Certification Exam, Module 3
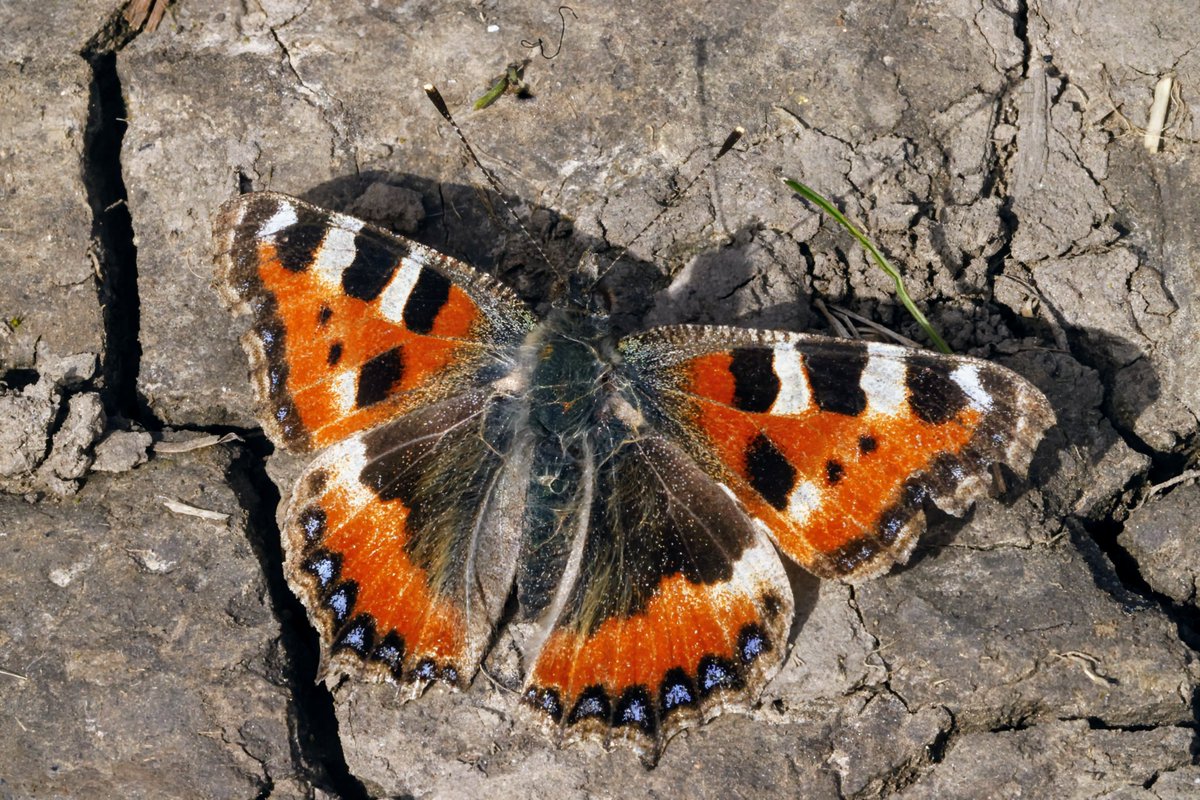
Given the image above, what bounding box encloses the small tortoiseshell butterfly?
[213,178,1053,762]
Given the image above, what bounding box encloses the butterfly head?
[557,251,616,321]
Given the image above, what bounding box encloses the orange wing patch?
[255,241,479,449]
[531,576,763,699]
[693,398,980,571]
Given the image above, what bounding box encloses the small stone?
[1120,483,1200,605]
[40,352,97,387]
[91,430,153,473]
[36,392,105,493]
[346,182,426,234]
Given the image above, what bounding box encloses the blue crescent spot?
[328,590,349,618]
[664,683,693,708]
[742,635,764,661]
[312,557,334,585]
[702,663,730,689]
[576,696,605,716]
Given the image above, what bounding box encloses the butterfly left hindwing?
[284,389,530,687]
[515,423,793,755]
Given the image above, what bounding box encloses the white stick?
[1144,74,1173,153]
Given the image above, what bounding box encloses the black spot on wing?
[729,348,780,412]
[537,688,564,722]
[412,658,438,682]
[254,316,286,361]
[273,206,327,272]
[273,400,305,447]
[828,537,885,575]
[761,592,784,620]
[342,231,401,301]
[877,504,911,546]
[303,469,329,497]
[266,362,287,398]
[403,268,452,334]
[924,451,978,496]
[859,434,878,454]
[253,316,290,402]
[325,581,358,625]
[738,623,771,663]
[804,346,868,416]
[874,475,933,547]
[907,360,969,424]
[826,459,845,484]
[371,630,406,677]
[301,549,341,590]
[327,341,343,366]
[745,432,796,510]
[297,506,328,542]
[659,668,698,711]
[356,346,404,408]
[697,655,743,695]
[524,686,567,724]
[317,305,333,326]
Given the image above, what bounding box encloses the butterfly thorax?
[523,305,620,442]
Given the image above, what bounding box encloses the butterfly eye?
[591,283,615,314]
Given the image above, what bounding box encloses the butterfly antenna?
[591,126,745,289]
[424,84,559,278]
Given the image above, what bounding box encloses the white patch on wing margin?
[259,203,298,238]
[861,344,908,416]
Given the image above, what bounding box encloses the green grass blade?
[784,178,951,354]
[473,76,509,110]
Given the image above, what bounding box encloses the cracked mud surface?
[2,1,1199,798]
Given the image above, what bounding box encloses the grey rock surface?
[857,532,1196,730]
[898,720,1193,799]
[1121,484,1200,606]
[2,0,1198,797]
[0,352,104,496]
[0,1,113,372]
[0,447,299,799]
[0,60,101,372]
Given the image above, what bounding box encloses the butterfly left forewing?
[213,191,534,452]
[621,326,1055,580]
